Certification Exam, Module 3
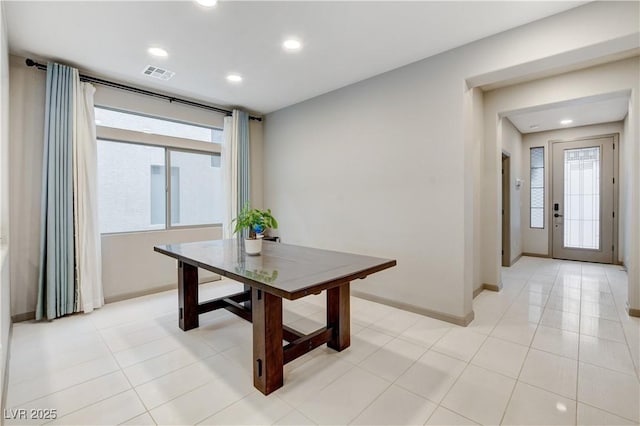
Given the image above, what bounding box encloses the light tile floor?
[5,257,640,425]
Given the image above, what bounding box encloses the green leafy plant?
[232,204,278,239]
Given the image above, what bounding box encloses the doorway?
[551,134,618,263]
[502,153,510,267]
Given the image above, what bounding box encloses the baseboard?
[628,307,640,318]
[483,283,501,292]
[104,284,177,304]
[105,275,221,304]
[473,282,501,299]
[511,253,523,265]
[522,252,551,258]
[11,312,35,323]
[351,290,475,326]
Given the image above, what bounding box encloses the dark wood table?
[154,239,396,395]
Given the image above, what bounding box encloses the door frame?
[547,133,619,264]
[502,152,511,267]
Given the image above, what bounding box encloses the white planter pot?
[244,238,262,255]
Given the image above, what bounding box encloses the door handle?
[554,213,563,218]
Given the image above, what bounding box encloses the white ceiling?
[506,93,630,134]
[6,1,586,114]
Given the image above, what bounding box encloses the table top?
[155,239,396,299]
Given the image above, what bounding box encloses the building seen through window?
[96,107,222,233]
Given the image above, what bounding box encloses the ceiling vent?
[141,65,175,81]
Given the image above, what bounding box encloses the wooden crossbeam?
[197,292,331,365]
[224,298,252,322]
[282,325,305,343]
[283,327,333,364]
[197,290,251,314]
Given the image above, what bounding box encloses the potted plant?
[232,204,278,255]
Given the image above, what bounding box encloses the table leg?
[178,261,199,331]
[327,282,350,351]
[252,289,284,395]
[242,284,252,310]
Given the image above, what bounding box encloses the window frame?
[95,105,222,143]
[96,107,223,235]
[529,146,545,229]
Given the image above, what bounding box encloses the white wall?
[520,122,625,257]
[264,2,639,323]
[627,78,640,314]
[470,88,484,295]
[502,118,523,263]
[9,54,264,317]
[101,227,221,301]
[0,0,10,407]
[9,55,45,319]
[622,111,631,268]
[265,58,471,322]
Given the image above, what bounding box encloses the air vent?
[141,65,175,81]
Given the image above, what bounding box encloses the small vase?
[244,238,262,255]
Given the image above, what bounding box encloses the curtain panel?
[222,109,250,239]
[37,63,103,320]
[73,81,104,313]
[37,64,76,320]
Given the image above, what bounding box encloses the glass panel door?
[563,147,600,249]
[551,136,615,264]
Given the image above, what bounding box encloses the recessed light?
[195,0,217,6]
[226,74,242,83]
[283,39,302,51]
[529,124,539,129]
[148,47,168,58]
[560,119,573,125]
[556,403,567,413]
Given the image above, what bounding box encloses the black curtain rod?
[25,59,262,121]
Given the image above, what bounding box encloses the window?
[563,147,600,249]
[95,107,223,143]
[150,165,180,225]
[530,147,544,228]
[170,151,222,226]
[96,107,222,233]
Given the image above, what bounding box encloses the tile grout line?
[603,267,640,379]
[434,272,531,425]
[280,298,427,415]
[343,372,395,425]
[573,263,584,425]
[497,263,560,425]
[442,260,556,424]
[93,319,153,422]
[8,346,113,389]
[34,304,140,424]
[193,391,272,425]
[422,405,479,426]
[39,387,135,426]
[576,400,639,424]
[358,320,461,412]
[6,360,123,410]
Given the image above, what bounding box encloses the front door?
[551,135,616,263]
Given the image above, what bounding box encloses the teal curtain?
[235,110,251,238]
[36,63,76,320]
